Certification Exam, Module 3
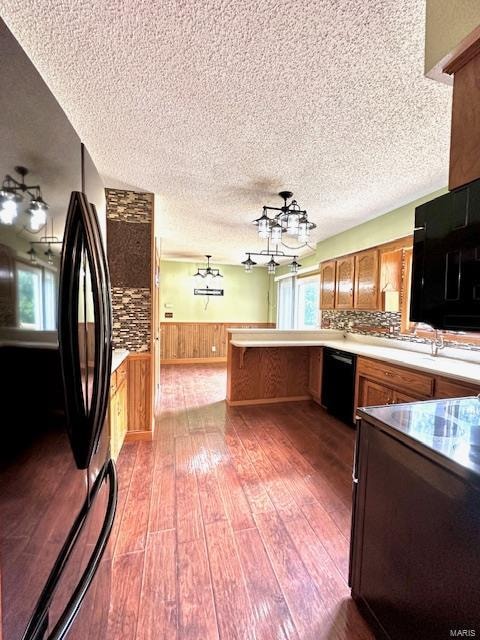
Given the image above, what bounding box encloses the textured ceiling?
[2,0,452,265]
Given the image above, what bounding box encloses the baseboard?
[124,429,153,442]
[161,357,227,365]
[226,395,311,406]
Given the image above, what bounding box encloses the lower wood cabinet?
[355,355,480,414]
[109,361,128,460]
[358,379,393,407]
[308,347,323,402]
[434,376,480,399]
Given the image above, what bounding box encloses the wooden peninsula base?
[227,342,314,406]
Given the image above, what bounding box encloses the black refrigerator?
[0,19,116,640]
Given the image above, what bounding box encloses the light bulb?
[0,198,17,225]
[298,218,309,238]
[30,208,47,231]
[286,212,299,233]
[271,223,283,242]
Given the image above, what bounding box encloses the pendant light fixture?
[0,166,48,230]
[241,253,257,273]
[241,243,301,275]
[194,255,223,279]
[266,256,280,274]
[252,191,316,242]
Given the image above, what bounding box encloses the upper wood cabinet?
[319,261,336,309]
[335,256,355,309]
[319,237,411,313]
[354,249,379,310]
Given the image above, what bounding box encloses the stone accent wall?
[322,309,480,351]
[111,287,151,352]
[106,189,153,352]
[105,189,153,224]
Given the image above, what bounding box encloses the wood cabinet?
[127,353,152,432]
[358,379,393,408]
[434,376,480,399]
[308,347,323,402]
[354,249,379,310]
[335,256,355,309]
[319,238,410,312]
[379,247,402,312]
[355,355,480,414]
[109,361,128,460]
[356,356,434,414]
[393,390,421,404]
[319,261,336,309]
[445,37,480,190]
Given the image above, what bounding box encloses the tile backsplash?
[321,309,480,351]
[106,188,153,352]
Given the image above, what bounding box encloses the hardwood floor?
[107,363,373,640]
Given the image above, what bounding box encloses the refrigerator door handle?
[58,192,112,470]
[23,459,118,640]
[47,459,118,640]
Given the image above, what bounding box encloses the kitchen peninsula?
[226,328,480,410]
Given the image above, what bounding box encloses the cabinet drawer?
[357,357,434,397]
[435,377,480,399]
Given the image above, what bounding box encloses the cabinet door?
[335,256,355,309]
[393,390,420,404]
[354,249,379,310]
[109,393,118,459]
[359,378,393,408]
[319,261,336,309]
[308,347,323,401]
[434,377,480,399]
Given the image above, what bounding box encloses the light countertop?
[111,349,129,373]
[229,330,480,387]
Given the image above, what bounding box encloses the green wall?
[314,188,447,262]
[160,260,275,323]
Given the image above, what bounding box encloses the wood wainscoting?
[125,352,153,441]
[160,322,275,364]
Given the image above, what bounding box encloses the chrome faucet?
[431,330,445,357]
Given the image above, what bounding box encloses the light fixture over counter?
[0,166,48,231]
[242,247,301,275]
[242,189,312,274]
[253,191,316,244]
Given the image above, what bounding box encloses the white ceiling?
[2,0,452,265]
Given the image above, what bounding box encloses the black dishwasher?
[322,348,357,425]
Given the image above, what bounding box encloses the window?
[16,262,56,330]
[277,277,295,329]
[295,275,320,329]
[276,273,320,329]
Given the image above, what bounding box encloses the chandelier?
[194,255,223,279]
[0,166,48,231]
[242,190,314,274]
[253,190,316,243]
[27,221,62,265]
